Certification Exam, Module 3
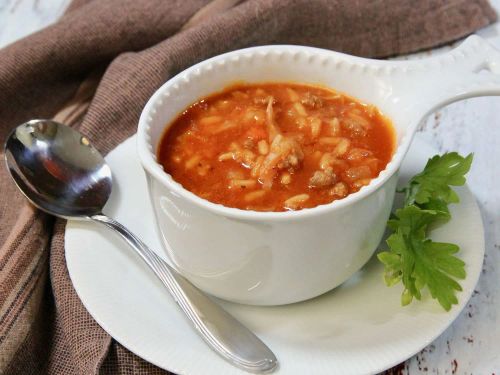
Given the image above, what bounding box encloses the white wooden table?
[1,0,498,373]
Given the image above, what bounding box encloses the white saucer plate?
[65,135,484,375]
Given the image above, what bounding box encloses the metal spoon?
[4,119,278,374]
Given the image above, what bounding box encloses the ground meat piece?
[345,165,372,182]
[259,134,304,189]
[329,182,349,198]
[347,148,373,161]
[273,135,304,169]
[301,92,323,108]
[309,167,337,188]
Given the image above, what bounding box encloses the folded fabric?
[0,0,496,374]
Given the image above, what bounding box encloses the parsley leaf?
[378,205,465,310]
[378,152,472,311]
[420,197,451,222]
[402,153,473,207]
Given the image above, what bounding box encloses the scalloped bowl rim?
[137,44,420,221]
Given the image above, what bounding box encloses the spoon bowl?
[5,119,111,218]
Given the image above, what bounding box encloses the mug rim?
[137,45,412,221]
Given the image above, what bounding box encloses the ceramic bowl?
[137,35,500,305]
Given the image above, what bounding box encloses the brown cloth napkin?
[0,0,496,374]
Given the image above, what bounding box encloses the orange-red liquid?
[158,83,395,211]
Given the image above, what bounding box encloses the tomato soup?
[158,83,395,211]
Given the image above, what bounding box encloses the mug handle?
[408,35,500,119]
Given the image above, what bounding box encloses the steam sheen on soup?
[158,83,395,212]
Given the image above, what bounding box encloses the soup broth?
[158,83,395,211]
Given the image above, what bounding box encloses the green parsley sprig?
[377,152,473,311]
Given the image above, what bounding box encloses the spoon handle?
[91,214,278,374]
